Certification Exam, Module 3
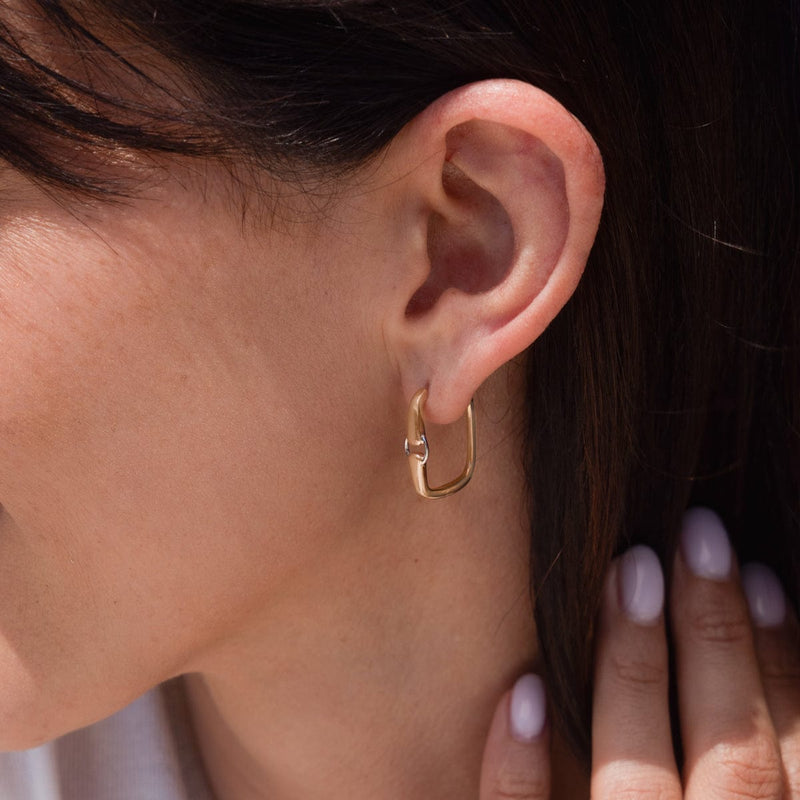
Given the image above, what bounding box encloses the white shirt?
[0,680,214,800]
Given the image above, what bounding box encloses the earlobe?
[382,80,604,424]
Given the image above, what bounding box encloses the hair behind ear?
[522,0,800,762]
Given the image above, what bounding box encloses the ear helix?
[403,388,476,498]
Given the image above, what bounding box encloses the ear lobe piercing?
[404,388,476,498]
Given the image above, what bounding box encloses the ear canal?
[405,160,514,317]
[404,118,569,321]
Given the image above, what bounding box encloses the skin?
[0,72,601,798]
[1,12,797,800]
[479,526,800,800]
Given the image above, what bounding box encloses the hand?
[479,508,800,799]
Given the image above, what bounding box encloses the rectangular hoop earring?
[404,388,476,499]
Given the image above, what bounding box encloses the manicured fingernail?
[742,563,787,628]
[617,545,664,624]
[509,674,546,743]
[680,507,732,580]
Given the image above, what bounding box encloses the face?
[0,151,397,748]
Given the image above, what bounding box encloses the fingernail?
[617,545,664,624]
[680,507,732,580]
[509,674,546,743]
[741,563,787,628]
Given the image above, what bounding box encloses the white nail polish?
[742,563,786,628]
[509,674,546,743]
[618,545,664,625]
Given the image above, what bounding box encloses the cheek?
[0,214,301,748]
[0,187,382,749]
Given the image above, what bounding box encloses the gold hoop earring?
[404,388,476,499]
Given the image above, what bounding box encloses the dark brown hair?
[2,0,798,764]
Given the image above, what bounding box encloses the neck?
[183,372,556,800]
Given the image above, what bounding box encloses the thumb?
[479,673,551,800]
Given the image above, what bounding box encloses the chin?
[0,714,62,753]
[0,675,95,753]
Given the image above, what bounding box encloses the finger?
[672,508,784,800]
[742,563,800,798]
[591,546,682,800]
[479,674,550,800]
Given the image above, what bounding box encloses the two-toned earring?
[403,388,476,498]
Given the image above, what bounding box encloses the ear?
[380,79,605,424]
